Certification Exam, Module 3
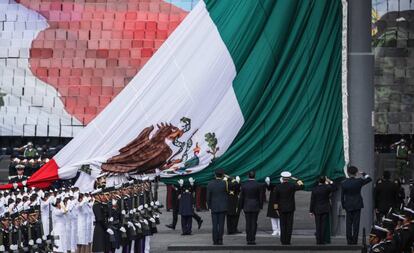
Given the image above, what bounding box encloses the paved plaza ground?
[149,184,355,253]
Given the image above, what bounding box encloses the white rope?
[341,0,349,177]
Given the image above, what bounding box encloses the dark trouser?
[227,212,240,234]
[134,238,144,253]
[211,212,226,244]
[346,209,361,244]
[181,215,193,234]
[172,207,202,228]
[315,213,329,244]
[280,212,294,245]
[244,211,259,243]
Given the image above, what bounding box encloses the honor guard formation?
[0,177,161,253]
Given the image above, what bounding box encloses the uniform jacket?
[275,181,304,213]
[309,183,337,214]
[227,180,240,215]
[341,176,372,211]
[239,180,263,213]
[179,186,194,216]
[207,179,228,213]
[266,183,280,218]
[374,179,398,212]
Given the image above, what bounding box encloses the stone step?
[167,244,362,252]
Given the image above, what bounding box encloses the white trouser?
[271,218,280,233]
[145,236,151,253]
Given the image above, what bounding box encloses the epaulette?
[8,176,17,180]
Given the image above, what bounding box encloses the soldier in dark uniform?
[0,213,10,252]
[179,181,194,236]
[206,169,228,245]
[8,158,19,176]
[374,171,398,223]
[165,181,203,231]
[341,166,372,245]
[9,165,29,188]
[309,176,337,244]
[274,171,304,245]
[226,176,241,235]
[398,207,414,253]
[239,171,263,245]
[368,225,389,253]
[92,189,111,253]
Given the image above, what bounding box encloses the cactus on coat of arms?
[205,132,219,159]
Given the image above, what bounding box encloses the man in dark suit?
[341,165,372,245]
[239,171,263,245]
[374,171,398,223]
[275,171,304,245]
[207,169,228,245]
[309,176,338,244]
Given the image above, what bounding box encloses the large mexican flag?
[2,0,347,191]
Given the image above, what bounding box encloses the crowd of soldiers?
[0,176,161,253]
[370,170,414,253]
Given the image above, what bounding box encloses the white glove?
[10,245,17,251]
[189,177,195,185]
[138,205,143,211]
[155,201,160,206]
[36,238,42,244]
[127,221,134,228]
[108,217,114,222]
[150,201,154,206]
[42,235,47,241]
[143,219,148,225]
[28,240,34,246]
[265,177,270,185]
[135,223,142,228]
[0,245,5,251]
[106,228,114,235]
[119,227,127,233]
[129,210,134,214]
[144,204,148,209]
[236,176,240,183]
[121,210,126,215]
[149,218,155,223]
[223,177,228,181]
[13,183,18,189]
[178,179,184,186]
[22,180,27,186]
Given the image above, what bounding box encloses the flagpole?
[347,0,375,237]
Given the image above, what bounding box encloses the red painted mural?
[16,0,187,125]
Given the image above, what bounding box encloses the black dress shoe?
[218,240,223,245]
[165,224,175,230]
[198,219,203,229]
[247,241,256,245]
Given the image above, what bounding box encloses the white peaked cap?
[281,171,291,178]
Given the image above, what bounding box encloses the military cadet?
[21,142,39,159]
[309,176,337,244]
[206,169,228,245]
[0,212,10,252]
[165,180,203,231]
[226,175,241,235]
[391,139,411,183]
[368,225,389,253]
[239,171,263,245]
[274,171,304,245]
[265,176,280,236]
[9,165,29,188]
[341,166,372,245]
[179,179,194,236]
[374,171,398,223]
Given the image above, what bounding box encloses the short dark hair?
[347,166,358,175]
[383,171,391,180]
[248,171,255,179]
